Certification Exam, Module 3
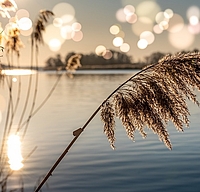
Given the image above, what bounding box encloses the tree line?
[45,48,200,70]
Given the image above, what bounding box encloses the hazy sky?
[1,0,200,66]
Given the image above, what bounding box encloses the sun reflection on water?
[7,135,23,171]
[1,69,36,76]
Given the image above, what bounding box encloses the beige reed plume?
[101,52,200,150]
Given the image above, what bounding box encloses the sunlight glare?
[7,135,23,171]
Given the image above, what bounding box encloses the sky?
[0,0,200,66]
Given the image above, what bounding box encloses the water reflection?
[7,135,23,171]
[1,69,36,76]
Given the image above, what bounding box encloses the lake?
[0,70,200,192]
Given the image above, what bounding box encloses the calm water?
[0,70,200,192]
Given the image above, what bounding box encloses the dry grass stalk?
[100,52,200,150]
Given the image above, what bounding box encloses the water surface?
[1,70,200,192]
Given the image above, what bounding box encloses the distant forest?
[45,48,199,70]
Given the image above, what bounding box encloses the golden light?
[113,37,124,47]
[7,135,23,171]
[153,24,163,34]
[137,39,148,49]
[2,69,36,76]
[95,45,106,56]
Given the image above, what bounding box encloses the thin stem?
[34,63,157,192]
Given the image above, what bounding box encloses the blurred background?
[0,0,200,67]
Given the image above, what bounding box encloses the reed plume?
[100,52,200,150]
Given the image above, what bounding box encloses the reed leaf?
[100,52,200,149]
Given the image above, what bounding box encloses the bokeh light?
[187,6,200,19]
[126,13,137,24]
[140,31,155,45]
[110,25,120,35]
[120,43,130,52]
[72,22,82,31]
[137,39,148,49]
[124,5,135,15]
[72,31,83,42]
[95,45,106,56]
[164,9,174,19]
[60,25,73,40]
[48,38,62,52]
[168,25,195,49]
[113,37,124,47]
[136,1,161,21]
[116,8,127,22]
[52,3,75,24]
[153,24,163,34]
[43,24,65,47]
[18,17,32,30]
[15,9,29,19]
[167,14,184,33]
[189,16,199,26]
[103,49,113,59]
[53,18,63,27]
[132,17,153,36]
[20,27,33,36]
